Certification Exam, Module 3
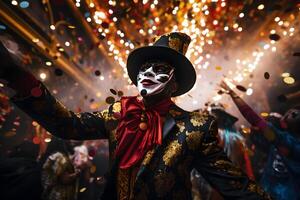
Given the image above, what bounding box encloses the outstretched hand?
[219,80,232,94]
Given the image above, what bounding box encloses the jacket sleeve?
[193,119,272,200]
[11,83,117,140]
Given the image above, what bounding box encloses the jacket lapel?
[162,113,176,140]
[135,106,186,183]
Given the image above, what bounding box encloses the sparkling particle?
[283,77,295,84]
[281,72,290,77]
[105,96,115,104]
[260,112,269,117]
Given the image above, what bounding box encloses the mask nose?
[143,67,155,77]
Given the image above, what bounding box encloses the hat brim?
[126,46,196,97]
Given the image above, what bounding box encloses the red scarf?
[115,96,174,169]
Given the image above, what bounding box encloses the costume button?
[139,122,148,131]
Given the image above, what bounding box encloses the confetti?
[283,77,295,84]
[117,91,124,97]
[110,89,117,95]
[105,96,115,104]
[215,66,222,70]
[269,33,280,41]
[260,112,269,117]
[236,85,247,92]
[264,72,270,79]
[94,70,101,76]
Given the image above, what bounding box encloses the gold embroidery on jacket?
[112,102,121,113]
[176,121,185,132]
[142,149,155,166]
[186,131,203,151]
[210,159,243,176]
[189,111,209,127]
[163,140,182,166]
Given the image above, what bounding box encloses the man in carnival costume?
[0,32,272,199]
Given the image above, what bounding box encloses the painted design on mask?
[137,63,174,96]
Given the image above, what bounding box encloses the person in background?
[220,80,300,200]
[41,139,82,200]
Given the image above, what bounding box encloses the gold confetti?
[215,66,222,70]
[283,76,295,84]
[260,112,269,117]
[281,72,290,77]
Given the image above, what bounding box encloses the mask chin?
[137,82,165,96]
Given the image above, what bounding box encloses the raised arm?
[0,42,109,140]
[220,81,276,142]
[194,119,272,199]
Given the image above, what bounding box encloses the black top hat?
[126,32,196,97]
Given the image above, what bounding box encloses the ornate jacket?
[12,86,272,200]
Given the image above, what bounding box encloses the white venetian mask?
[137,62,174,96]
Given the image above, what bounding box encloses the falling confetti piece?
[79,187,87,193]
[105,96,115,104]
[94,70,101,76]
[264,72,270,79]
[281,72,290,77]
[217,90,224,95]
[283,76,295,84]
[241,127,251,134]
[269,33,280,41]
[236,85,247,92]
[260,112,269,117]
[101,22,109,29]
[110,89,117,95]
[215,66,222,70]
[117,91,124,97]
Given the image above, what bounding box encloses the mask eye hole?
[153,64,173,74]
[139,63,152,72]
